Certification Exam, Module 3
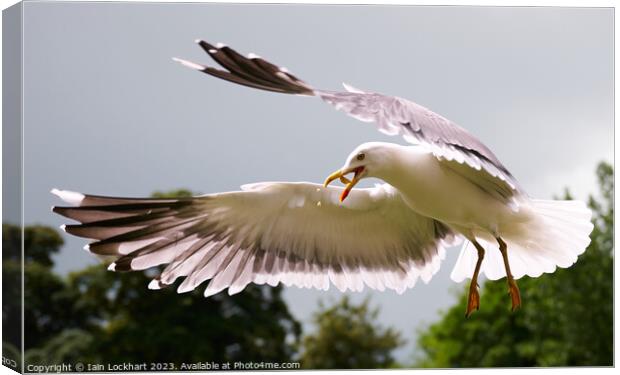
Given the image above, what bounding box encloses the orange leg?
[465,240,485,317]
[497,237,521,311]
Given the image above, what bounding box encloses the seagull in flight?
[53,40,593,317]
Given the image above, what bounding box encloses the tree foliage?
[300,296,404,369]
[150,189,195,199]
[3,223,87,369]
[63,266,300,364]
[3,224,63,266]
[415,162,613,367]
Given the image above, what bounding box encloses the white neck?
[372,145,428,187]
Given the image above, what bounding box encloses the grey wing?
[174,40,524,201]
[317,87,524,199]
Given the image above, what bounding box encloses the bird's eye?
[356,153,365,161]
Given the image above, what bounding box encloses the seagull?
[52,40,594,317]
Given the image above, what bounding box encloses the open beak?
[323,166,366,202]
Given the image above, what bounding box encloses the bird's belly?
[391,157,514,233]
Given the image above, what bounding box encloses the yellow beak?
[323,166,366,202]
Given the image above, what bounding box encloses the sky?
[13,2,613,361]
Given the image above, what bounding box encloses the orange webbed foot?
[508,279,521,312]
[465,284,480,318]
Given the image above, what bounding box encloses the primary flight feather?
[53,40,593,316]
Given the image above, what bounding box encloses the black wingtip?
[189,39,315,96]
[196,39,215,52]
[113,256,134,272]
[52,206,73,219]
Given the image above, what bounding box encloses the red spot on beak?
[339,166,365,202]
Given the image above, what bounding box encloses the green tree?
[4,223,98,370]
[2,224,23,360]
[65,265,300,364]
[3,224,63,266]
[150,188,195,198]
[300,296,404,369]
[24,329,96,366]
[415,162,613,367]
[4,224,86,346]
[3,223,105,367]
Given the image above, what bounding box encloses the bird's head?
[324,142,397,202]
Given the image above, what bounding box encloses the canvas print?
[2,1,613,373]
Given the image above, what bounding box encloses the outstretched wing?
[317,88,523,196]
[174,40,524,200]
[52,183,459,297]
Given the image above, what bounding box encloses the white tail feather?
[451,199,594,282]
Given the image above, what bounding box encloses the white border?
[1,0,619,8]
[0,1,616,375]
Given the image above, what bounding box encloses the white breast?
[377,147,517,235]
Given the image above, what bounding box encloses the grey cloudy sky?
[19,2,612,361]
